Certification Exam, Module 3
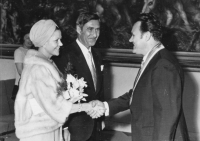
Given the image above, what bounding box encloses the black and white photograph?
[1,0,200,141]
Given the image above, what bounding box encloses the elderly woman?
[14,19,104,141]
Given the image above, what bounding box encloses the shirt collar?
[142,43,163,62]
[142,49,151,63]
[76,39,91,53]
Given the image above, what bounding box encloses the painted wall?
[0,59,16,115]
[0,59,15,80]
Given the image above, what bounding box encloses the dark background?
[1,0,200,51]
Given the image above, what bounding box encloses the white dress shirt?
[76,39,97,90]
[76,39,96,70]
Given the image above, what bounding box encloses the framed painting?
[1,0,200,59]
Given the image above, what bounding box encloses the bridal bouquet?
[58,62,87,102]
[63,74,88,102]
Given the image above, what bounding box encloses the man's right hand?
[86,100,106,118]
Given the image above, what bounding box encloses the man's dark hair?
[138,13,162,41]
[76,12,100,29]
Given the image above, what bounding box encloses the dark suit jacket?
[107,49,189,141]
[53,41,104,141]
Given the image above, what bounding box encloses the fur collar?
[24,49,62,82]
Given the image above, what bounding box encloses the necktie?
[133,60,144,86]
[130,60,145,105]
[88,51,97,90]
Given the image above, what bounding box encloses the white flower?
[78,78,87,88]
[63,74,88,102]
[66,74,76,83]
[73,79,80,89]
[69,88,79,97]
[63,90,70,99]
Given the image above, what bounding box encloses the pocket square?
[101,65,104,71]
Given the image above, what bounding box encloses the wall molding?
[0,44,20,59]
[1,44,200,71]
[98,48,200,72]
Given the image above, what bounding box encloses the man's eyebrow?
[87,27,94,29]
[87,27,100,30]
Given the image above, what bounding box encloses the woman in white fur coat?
[14,19,105,141]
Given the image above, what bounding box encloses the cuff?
[103,102,109,116]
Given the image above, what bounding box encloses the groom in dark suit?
[91,13,189,141]
[53,12,104,141]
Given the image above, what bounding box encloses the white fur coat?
[14,49,72,139]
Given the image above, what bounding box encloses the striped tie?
[133,60,144,86]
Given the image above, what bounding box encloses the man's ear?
[76,25,81,34]
[145,31,151,41]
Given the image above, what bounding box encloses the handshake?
[87,100,106,119]
[69,94,106,118]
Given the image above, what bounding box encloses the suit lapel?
[73,42,96,92]
[130,45,164,105]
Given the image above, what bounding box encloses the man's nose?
[91,30,98,38]
[129,36,133,42]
